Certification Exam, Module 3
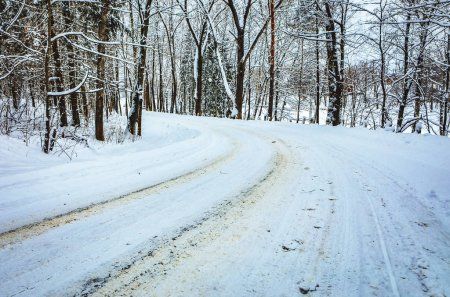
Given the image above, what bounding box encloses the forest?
[1,0,449,155]
[1,1,450,296]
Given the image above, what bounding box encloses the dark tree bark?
[440,33,449,136]
[267,0,275,121]
[48,0,68,127]
[11,76,19,109]
[30,86,36,108]
[195,50,203,115]
[338,3,347,124]
[156,19,165,112]
[378,4,388,128]
[43,0,53,153]
[235,31,245,119]
[128,0,153,136]
[411,20,429,133]
[296,39,304,123]
[396,11,412,132]
[274,70,280,120]
[158,46,164,112]
[62,3,80,127]
[144,74,151,111]
[95,0,111,141]
[314,17,320,124]
[324,2,343,126]
[80,85,88,124]
[151,47,157,111]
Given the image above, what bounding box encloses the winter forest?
[1,0,449,150]
[1,0,450,296]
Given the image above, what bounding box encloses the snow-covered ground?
[0,112,449,297]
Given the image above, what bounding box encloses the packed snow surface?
[0,112,449,296]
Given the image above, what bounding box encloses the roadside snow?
[0,112,449,297]
[0,114,224,233]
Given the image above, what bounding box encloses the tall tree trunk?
[62,3,80,127]
[158,53,164,111]
[314,18,320,124]
[156,20,165,112]
[396,11,411,132]
[144,74,151,111]
[151,50,156,111]
[30,86,36,108]
[80,85,88,124]
[129,0,137,63]
[195,46,203,115]
[48,0,68,127]
[43,0,53,153]
[412,21,429,133]
[11,76,19,109]
[440,33,449,136]
[338,4,346,123]
[267,0,275,121]
[297,39,304,123]
[246,46,252,120]
[129,0,152,136]
[324,2,343,126]
[235,32,245,119]
[95,0,111,141]
[379,12,387,128]
[274,71,279,120]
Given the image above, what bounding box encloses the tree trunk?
[267,0,275,121]
[157,21,165,112]
[62,3,80,127]
[324,2,342,126]
[48,0,68,127]
[297,39,304,123]
[195,47,203,115]
[158,56,164,111]
[11,76,19,109]
[43,0,53,153]
[144,74,151,111]
[411,22,428,133]
[440,33,449,136]
[379,16,387,128]
[396,11,411,132]
[151,47,156,111]
[95,0,110,141]
[235,33,245,119]
[274,72,279,120]
[128,0,153,136]
[314,18,320,124]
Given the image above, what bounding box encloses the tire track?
[82,136,291,297]
[322,139,445,296]
[317,140,402,296]
[365,188,401,297]
[323,138,448,238]
[0,133,240,249]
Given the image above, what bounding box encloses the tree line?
[0,0,449,154]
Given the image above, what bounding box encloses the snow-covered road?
[0,113,449,296]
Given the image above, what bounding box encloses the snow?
[47,71,89,96]
[231,107,238,117]
[0,112,449,297]
[0,114,225,233]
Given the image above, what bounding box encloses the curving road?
[0,113,449,296]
